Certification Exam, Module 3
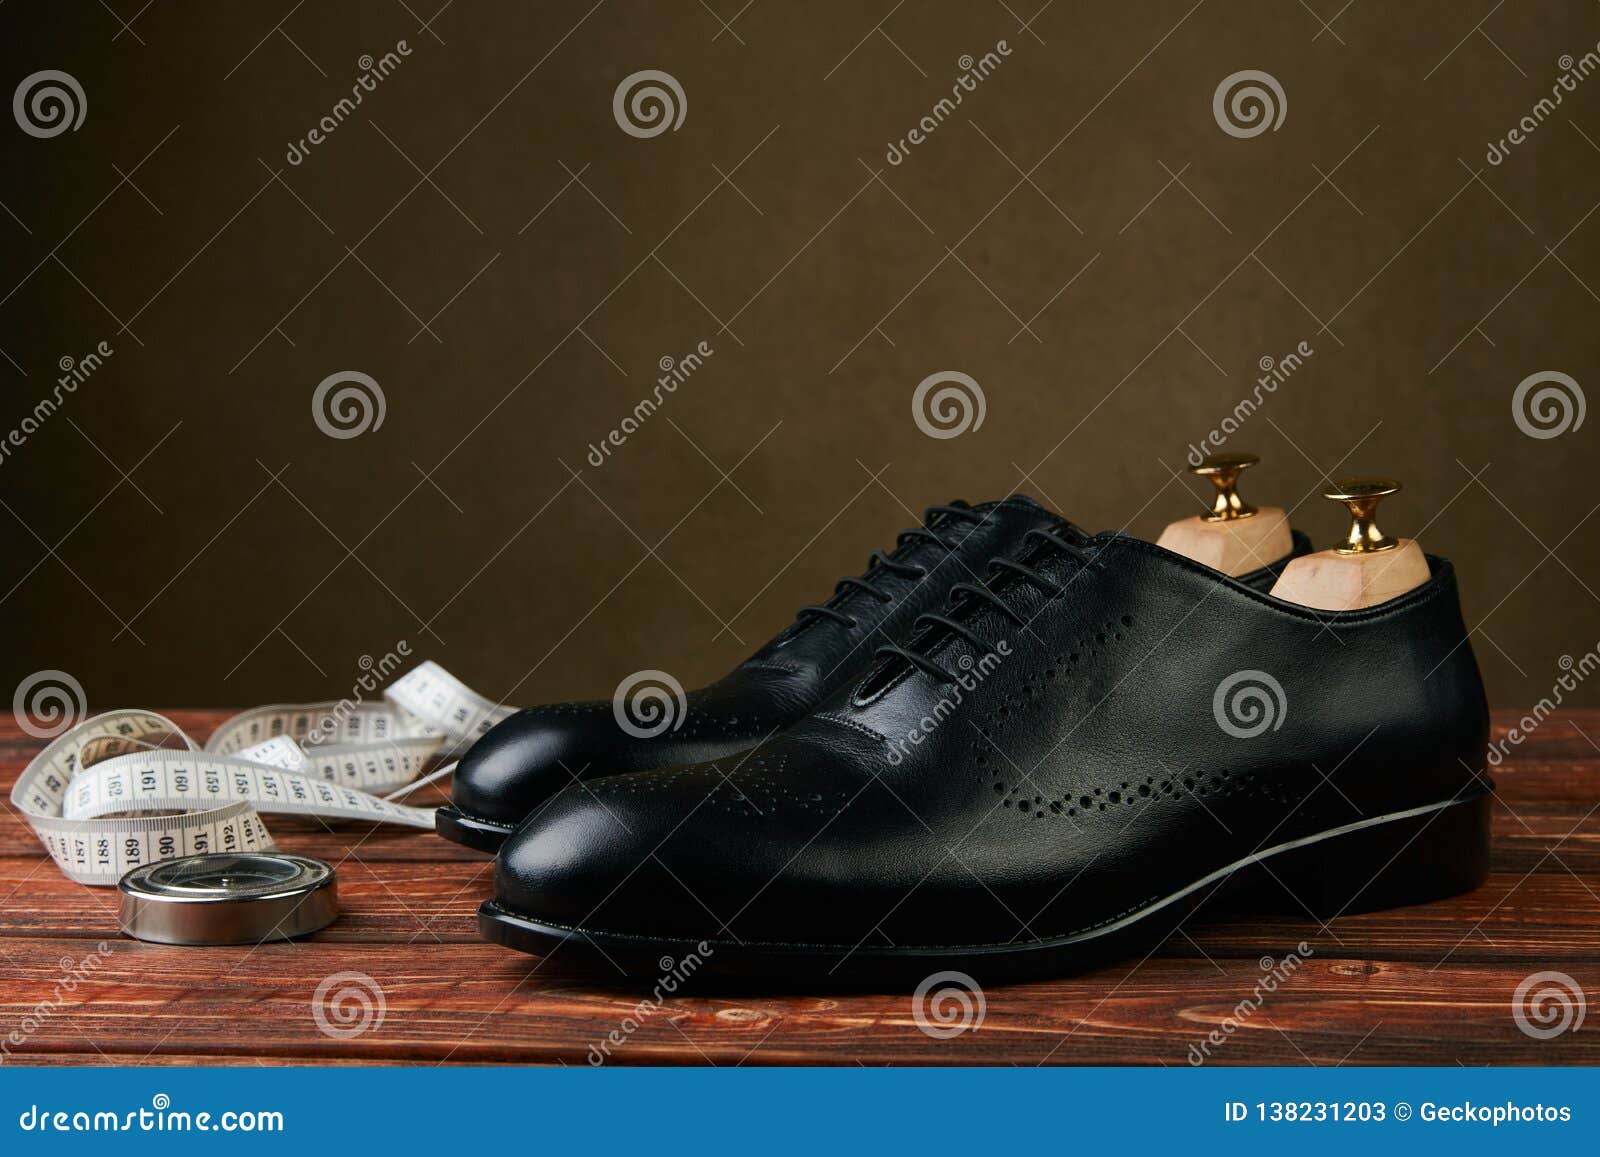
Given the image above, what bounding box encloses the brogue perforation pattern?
[587,753,854,818]
[963,612,1336,827]
[969,614,1134,785]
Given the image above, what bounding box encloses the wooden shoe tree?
[1156,453,1293,577]
[1269,478,1431,611]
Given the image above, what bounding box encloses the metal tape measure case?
[118,852,338,945]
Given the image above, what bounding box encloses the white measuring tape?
[10,661,512,886]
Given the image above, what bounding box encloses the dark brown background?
[2,1,1596,713]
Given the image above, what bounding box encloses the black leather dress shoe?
[442,502,1312,851]
[437,497,1070,849]
[482,528,1490,983]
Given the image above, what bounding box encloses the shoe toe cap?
[450,707,596,826]
[490,757,867,944]
[494,787,664,930]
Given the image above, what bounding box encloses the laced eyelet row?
[793,504,981,632]
[872,528,1101,685]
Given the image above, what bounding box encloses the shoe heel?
[1257,792,1491,918]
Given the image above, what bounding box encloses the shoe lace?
[869,527,1100,686]
[793,503,985,631]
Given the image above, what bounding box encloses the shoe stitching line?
[810,712,889,744]
[739,661,805,675]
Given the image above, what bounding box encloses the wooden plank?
[0,1053,502,1067]
[0,857,489,942]
[0,709,1596,1065]
[4,862,1600,962]
[1,940,1594,1066]
[1185,872,1600,963]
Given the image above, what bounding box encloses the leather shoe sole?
[435,804,515,853]
[477,790,1490,986]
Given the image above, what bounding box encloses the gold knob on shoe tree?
[1325,477,1401,554]
[1191,453,1260,522]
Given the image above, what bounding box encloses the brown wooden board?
[2,711,1597,1066]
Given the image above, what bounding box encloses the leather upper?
[495,530,1489,949]
[451,497,1071,826]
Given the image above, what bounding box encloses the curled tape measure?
[10,661,511,886]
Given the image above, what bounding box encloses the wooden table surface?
[2,709,1597,1066]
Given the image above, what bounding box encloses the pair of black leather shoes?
[446,496,1490,984]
